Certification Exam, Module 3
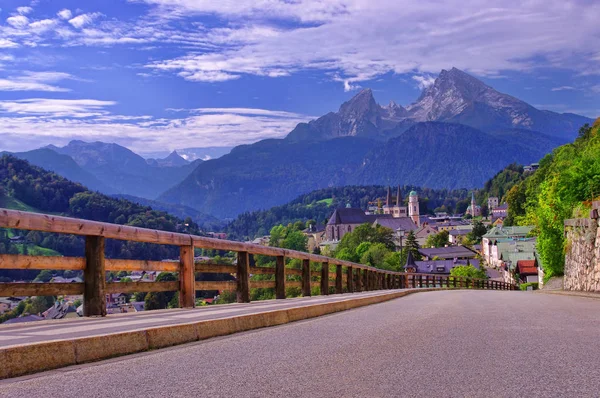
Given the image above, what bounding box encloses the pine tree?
[404,230,422,260]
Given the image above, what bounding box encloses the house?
[410,224,437,246]
[466,193,482,217]
[524,163,539,173]
[516,260,539,283]
[488,197,499,211]
[449,228,471,244]
[3,314,44,324]
[207,232,227,240]
[435,220,469,232]
[372,217,418,250]
[106,293,128,307]
[326,207,390,241]
[0,299,11,314]
[303,224,326,252]
[404,251,480,274]
[491,203,509,222]
[418,245,478,260]
[482,226,534,264]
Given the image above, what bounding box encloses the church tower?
[396,186,402,206]
[408,191,419,226]
[471,192,476,217]
[386,186,392,207]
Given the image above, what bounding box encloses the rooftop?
[372,217,417,232]
[409,259,481,274]
[418,245,478,259]
[483,226,534,239]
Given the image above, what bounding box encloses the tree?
[450,265,487,280]
[34,270,53,283]
[360,243,391,268]
[404,230,422,261]
[425,230,449,248]
[466,220,488,244]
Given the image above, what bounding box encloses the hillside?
[355,122,554,189]
[504,121,600,277]
[45,141,202,199]
[225,185,471,241]
[0,155,203,264]
[159,137,380,219]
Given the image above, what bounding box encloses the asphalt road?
[1,290,599,398]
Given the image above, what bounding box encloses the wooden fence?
[0,209,517,316]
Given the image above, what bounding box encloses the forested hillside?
[0,155,202,269]
[226,185,472,240]
[504,121,600,277]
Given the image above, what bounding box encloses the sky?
[0,0,599,157]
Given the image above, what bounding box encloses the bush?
[519,282,539,291]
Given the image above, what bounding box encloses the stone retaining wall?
[564,202,600,291]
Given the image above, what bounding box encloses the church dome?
[409,191,417,196]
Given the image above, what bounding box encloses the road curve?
[1,291,599,398]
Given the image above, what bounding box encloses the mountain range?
[5,68,593,219]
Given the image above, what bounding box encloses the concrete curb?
[0,288,441,379]
[535,290,600,300]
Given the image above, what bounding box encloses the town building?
[516,260,539,283]
[466,192,482,217]
[482,225,534,265]
[524,163,540,173]
[449,228,471,244]
[372,217,418,250]
[491,203,508,222]
[408,191,420,225]
[488,196,499,211]
[382,186,409,218]
[418,245,478,260]
[404,251,480,274]
[326,207,387,242]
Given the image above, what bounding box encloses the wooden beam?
[106,259,179,272]
[106,281,179,294]
[248,266,275,275]
[84,236,106,317]
[179,245,195,308]
[346,266,353,293]
[320,262,329,295]
[0,254,84,270]
[275,255,286,299]
[195,263,236,274]
[301,259,311,297]
[335,264,343,294]
[251,280,276,289]
[195,281,237,291]
[237,251,250,303]
[0,282,84,296]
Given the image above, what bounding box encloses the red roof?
[517,260,538,275]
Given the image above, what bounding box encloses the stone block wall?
[563,203,600,291]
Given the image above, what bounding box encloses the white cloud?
[0,39,19,48]
[68,13,101,29]
[412,75,436,90]
[57,9,72,20]
[551,86,578,91]
[0,98,116,117]
[16,6,33,15]
[592,85,600,94]
[0,71,77,92]
[28,19,58,33]
[6,15,29,29]
[0,104,310,153]
[141,1,600,89]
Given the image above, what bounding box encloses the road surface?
[1,290,599,397]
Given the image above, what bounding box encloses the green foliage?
[214,290,236,305]
[425,230,449,248]
[0,155,205,282]
[466,220,488,244]
[450,265,487,279]
[506,121,600,277]
[269,224,308,252]
[519,282,539,291]
[404,230,422,261]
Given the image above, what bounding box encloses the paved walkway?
[0,290,399,348]
[1,290,599,397]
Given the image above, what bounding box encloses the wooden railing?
[0,209,517,316]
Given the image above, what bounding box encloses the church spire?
[396,185,402,206]
[386,186,392,207]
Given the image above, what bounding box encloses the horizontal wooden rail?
[0,282,84,296]
[106,281,179,294]
[0,208,518,318]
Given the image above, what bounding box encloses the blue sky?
[0,0,598,156]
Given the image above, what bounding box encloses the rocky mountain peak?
[338,88,378,118]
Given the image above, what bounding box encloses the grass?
[0,194,39,212]
[15,244,61,256]
[316,198,333,206]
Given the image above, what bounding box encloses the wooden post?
[236,251,250,303]
[275,255,286,299]
[453,277,457,288]
[411,274,416,288]
[321,262,329,295]
[355,268,362,292]
[84,236,106,317]
[419,275,423,288]
[301,259,311,297]
[179,244,195,308]
[335,264,343,294]
[347,266,353,293]
[363,269,369,291]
